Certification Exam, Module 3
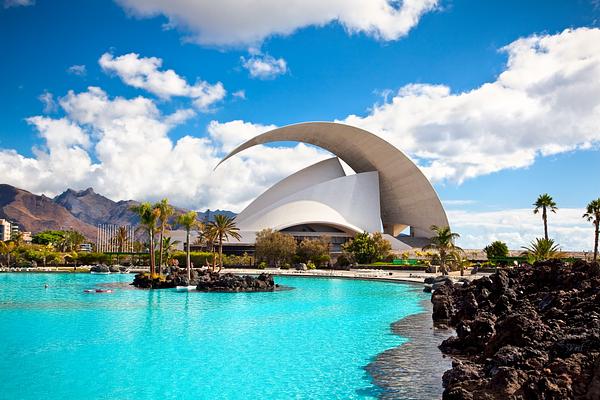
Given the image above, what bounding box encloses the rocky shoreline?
[431,260,600,399]
[132,269,278,292]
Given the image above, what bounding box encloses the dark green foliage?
[31,230,66,245]
[297,237,330,267]
[342,232,391,264]
[484,240,509,259]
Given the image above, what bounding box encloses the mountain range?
[0,184,235,240]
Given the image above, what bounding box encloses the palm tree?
[423,225,461,275]
[176,211,198,282]
[155,198,174,275]
[114,226,129,265]
[206,215,241,273]
[583,198,600,262]
[521,238,560,263]
[533,194,558,240]
[0,241,16,267]
[130,202,161,275]
[161,237,180,267]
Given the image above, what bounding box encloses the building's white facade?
[0,219,11,242]
[212,122,449,251]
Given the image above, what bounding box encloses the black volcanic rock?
[131,269,276,292]
[431,260,600,399]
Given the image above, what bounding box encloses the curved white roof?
[235,157,381,234]
[218,122,448,237]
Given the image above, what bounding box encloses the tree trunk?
[440,250,446,275]
[217,233,223,273]
[186,229,191,282]
[158,226,164,275]
[149,230,156,276]
[543,207,548,240]
[594,220,599,262]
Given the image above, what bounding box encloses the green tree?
[297,237,331,267]
[254,229,297,268]
[484,240,509,260]
[205,215,241,273]
[0,241,16,267]
[155,198,175,275]
[130,202,161,275]
[533,194,558,240]
[176,211,199,282]
[58,230,85,252]
[521,238,560,263]
[161,237,180,266]
[342,232,390,264]
[372,232,391,262]
[32,230,65,246]
[423,225,462,275]
[113,226,130,265]
[583,198,600,262]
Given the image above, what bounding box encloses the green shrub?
[306,261,316,270]
[173,251,214,268]
[258,261,267,269]
[77,252,109,265]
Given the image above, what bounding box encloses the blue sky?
[1,0,599,250]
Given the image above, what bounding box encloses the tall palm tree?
[176,211,198,282]
[130,202,161,275]
[206,215,241,273]
[583,198,600,262]
[155,198,174,275]
[423,225,461,275]
[533,194,558,240]
[114,226,129,265]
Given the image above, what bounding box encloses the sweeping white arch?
[217,122,448,238]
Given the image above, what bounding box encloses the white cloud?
[67,64,87,76]
[232,90,246,100]
[38,91,57,114]
[343,27,600,183]
[449,208,594,252]
[3,0,34,8]
[0,87,328,213]
[99,52,226,110]
[241,54,287,79]
[115,0,438,46]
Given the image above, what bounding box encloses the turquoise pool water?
[0,273,427,399]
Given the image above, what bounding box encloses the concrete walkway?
[221,268,488,285]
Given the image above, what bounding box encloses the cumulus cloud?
[115,0,438,46]
[67,64,87,76]
[99,52,226,110]
[0,87,328,212]
[241,53,287,79]
[3,0,34,8]
[344,27,600,183]
[449,208,594,252]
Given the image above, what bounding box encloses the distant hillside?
[0,184,98,239]
[53,187,140,227]
[0,184,236,240]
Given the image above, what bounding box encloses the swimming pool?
[0,273,435,399]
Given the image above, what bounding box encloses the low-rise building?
[0,219,12,241]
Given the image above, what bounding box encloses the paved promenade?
[221,268,489,284]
